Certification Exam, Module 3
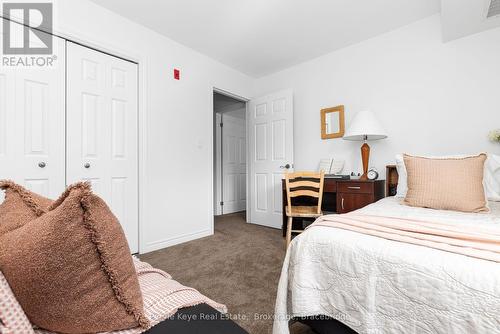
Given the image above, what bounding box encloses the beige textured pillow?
[403,153,488,213]
[0,180,53,236]
[0,182,148,333]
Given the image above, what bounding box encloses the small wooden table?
[281,178,385,236]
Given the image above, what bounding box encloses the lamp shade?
[343,110,388,141]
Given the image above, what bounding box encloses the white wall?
[51,0,253,253]
[254,15,500,175]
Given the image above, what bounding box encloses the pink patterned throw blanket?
[310,214,500,263]
[27,257,226,334]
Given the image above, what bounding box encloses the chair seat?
[286,205,323,218]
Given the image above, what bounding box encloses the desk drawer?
[337,182,373,194]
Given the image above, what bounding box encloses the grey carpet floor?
[139,212,313,334]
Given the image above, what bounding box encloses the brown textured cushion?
[0,182,148,333]
[0,180,53,236]
[403,153,488,213]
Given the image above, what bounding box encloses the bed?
[274,185,500,333]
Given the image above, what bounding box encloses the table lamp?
[343,110,387,180]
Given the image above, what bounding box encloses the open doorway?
[213,90,248,218]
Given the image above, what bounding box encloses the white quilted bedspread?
[273,197,500,334]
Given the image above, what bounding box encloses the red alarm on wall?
[174,68,180,80]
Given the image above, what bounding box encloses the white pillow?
[484,154,500,201]
[394,153,500,202]
[395,154,407,198]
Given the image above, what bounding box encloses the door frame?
[212,88,250,224]
[214,112,223,216]
[1,15,147,253]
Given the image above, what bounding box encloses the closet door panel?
[66,42,138,253]
[0,23,65,199]
[0,72,13,170]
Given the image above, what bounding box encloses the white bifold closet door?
[0,27,66,198]
[66,42,139,253]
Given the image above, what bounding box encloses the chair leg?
[286,216,293,249]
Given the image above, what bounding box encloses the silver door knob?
[280,164,291,169]
[38,162,46,168]
[84,163,91,169]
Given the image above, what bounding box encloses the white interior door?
[0,20,66,199]
[248,90,293,228]
[221,114,246,214]
[66,42,139,253]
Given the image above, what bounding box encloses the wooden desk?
[281,178,385,236]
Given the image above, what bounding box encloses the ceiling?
[90,0,440,77]
[441,0,500,41]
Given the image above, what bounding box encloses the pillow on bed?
[395,153,499,202]
[0,182,149,333]
[0,180,53,236]
[484,154,500,201]
[403,154,489,213]
[395,154,407,198]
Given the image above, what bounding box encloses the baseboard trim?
[141,229,212,254]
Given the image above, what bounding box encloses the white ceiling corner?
[87,1,500,76]
[441,0,500,41]
[88,0,440,77]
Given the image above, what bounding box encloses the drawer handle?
[347,186,361,190]
[341,197,344,210]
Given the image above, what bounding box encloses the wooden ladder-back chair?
[284,171,325,248]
